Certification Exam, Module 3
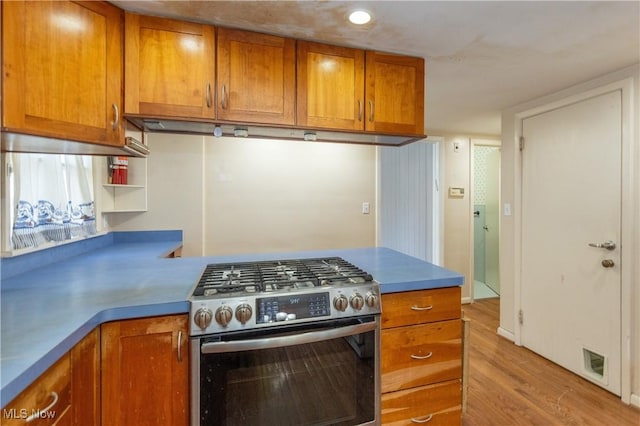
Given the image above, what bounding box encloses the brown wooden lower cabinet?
[381,286,462,426]
[101,314,189,426]
[2,328,99,426]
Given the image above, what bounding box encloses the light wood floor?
[462,298,640,425]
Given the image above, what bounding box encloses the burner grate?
[192,257,373,297]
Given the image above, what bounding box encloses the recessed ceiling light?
[348,10,372,25]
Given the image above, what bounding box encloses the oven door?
[191,316,380,426]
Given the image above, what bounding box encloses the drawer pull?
[411,305,433,311]
[411,414,433,423]
[25,391,58,423]
[411,352,433,360]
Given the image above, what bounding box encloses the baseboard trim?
[462,296,472,305]
[497,327,515,342]
[630,393,640,408]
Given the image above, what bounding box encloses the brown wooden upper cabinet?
[297,41,425,136]
[217,28,296,125]
[365,52,425,136]
[124,13,216,120]
[2,1,123,146]
[297,41,366,131]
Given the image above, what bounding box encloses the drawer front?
[3,354,72,425]
[381,379,461,426]
[381,320,461,393]
[381,287,461,329]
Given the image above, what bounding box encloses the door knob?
[588,240,616,251]
[601,259,615,268]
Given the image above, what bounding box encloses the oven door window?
[199,319,377,426]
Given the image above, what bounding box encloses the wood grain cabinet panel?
[381,287,462,426]
[381,286,461,329]
[2,0,123,146]
[101,314,189,426]
[124,13,215,120]
[217,28,295,125]
[297,41,365,131]
[381,320,462,393]
[70,328,100,426]
[381,380,461,426]
[365,52,425,136]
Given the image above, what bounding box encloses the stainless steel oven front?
[191,315,380,426]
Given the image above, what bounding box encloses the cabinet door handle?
[205,82,212,108]
[25,391,59,423]
[177,330,183,362]
[111,103,119,130]
[368,100,374,122]
[411,414,433,423]
[221,85,228,109]
[358,100,363,121]
[410,352,433,360]
[411,305,433,311]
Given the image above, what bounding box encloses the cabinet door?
[124,13,215,119]
[217,28,295,125]
[71,328,100,426]
[297,41,365,131]
[365,52,425,136]
[101,315,189,426]
[2,1,123,146]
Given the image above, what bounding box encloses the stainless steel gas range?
[189,257,381,426]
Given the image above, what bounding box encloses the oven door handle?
[201,321,376,354]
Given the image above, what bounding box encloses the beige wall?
[203,137,376,255]
[104,133,205,256]
[443,136,471,300]
[501,65,640,405]
[108,134,376,257]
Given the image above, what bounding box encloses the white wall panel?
[379,141,438,263]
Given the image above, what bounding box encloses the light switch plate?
[449,187,464,198]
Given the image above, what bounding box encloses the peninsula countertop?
[1,231,463,407]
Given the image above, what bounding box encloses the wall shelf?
[99,157,147,213]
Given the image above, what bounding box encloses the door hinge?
[518,309,524,325]
[519,136,525,151]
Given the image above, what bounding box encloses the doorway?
[473,143,500,299]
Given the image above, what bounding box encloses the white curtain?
[8,153,96,250]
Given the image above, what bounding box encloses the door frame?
[469,138,501,303]
[513,78,634,403]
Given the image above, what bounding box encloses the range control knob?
[350,293,365,310]
[235,303,253,324]
[365,292,379,308]
[215,305,233,327]
[194,307,213,329]
[333,294,349,312]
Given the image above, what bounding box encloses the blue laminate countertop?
[1,232,463,407]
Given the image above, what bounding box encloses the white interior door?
[521,90,622,395]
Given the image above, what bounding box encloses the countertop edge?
[1,300,189,408]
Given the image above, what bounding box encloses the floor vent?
[582,347,606,382]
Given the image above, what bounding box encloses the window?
[5,153,96,251]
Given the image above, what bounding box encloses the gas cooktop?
[189,257,381,335]
[191,257,374,298]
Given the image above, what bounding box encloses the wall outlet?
[362,202,370,214]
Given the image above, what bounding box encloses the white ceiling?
[112,0,640,137]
